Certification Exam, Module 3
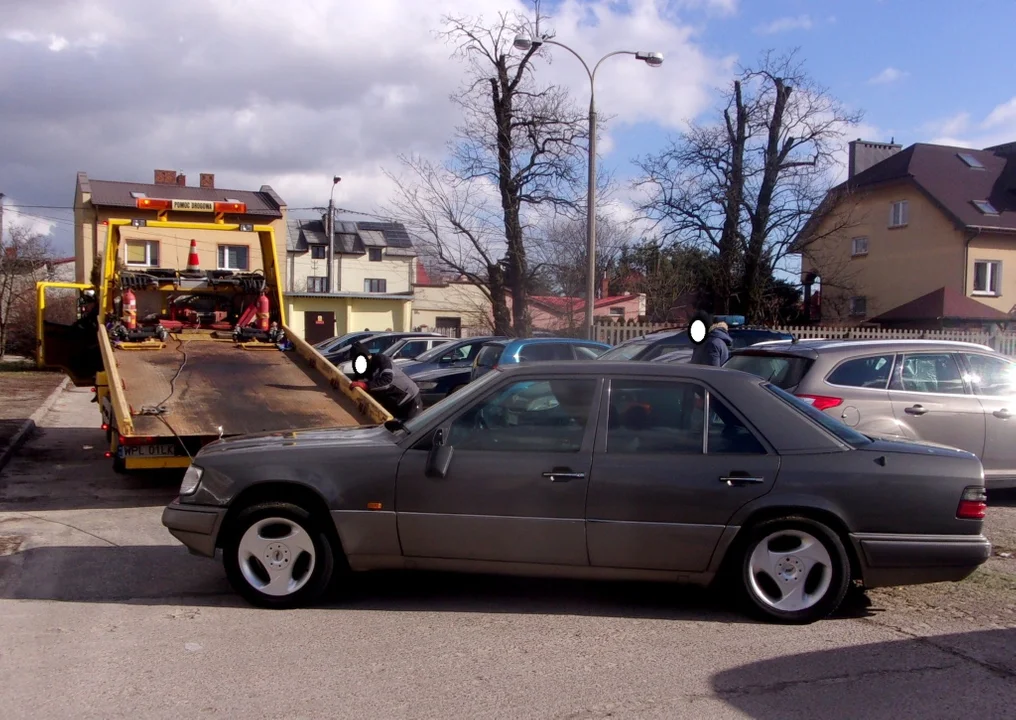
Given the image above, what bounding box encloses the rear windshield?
[730,330,794,349]
[475,344,504,367]
[725,353,814,390]
[763,383,871,448]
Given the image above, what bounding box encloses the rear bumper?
[851,533,991,588]
[161,499,227,558]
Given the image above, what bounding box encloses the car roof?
[731,337,997,361]
[495,360,735,378]
[501,337,612,348]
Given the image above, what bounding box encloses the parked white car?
[338,336,454,374]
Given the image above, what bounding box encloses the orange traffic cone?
[186,239,200,271]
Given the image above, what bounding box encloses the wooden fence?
[593,322,1016,356]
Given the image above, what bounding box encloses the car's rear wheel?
[223,502,335,609]
[739,516,850,624]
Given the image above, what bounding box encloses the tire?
[738,516,850,625]
[222,501,336,609]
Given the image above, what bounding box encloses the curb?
[0,377,70,472]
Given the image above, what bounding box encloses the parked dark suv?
[598,326,794,362]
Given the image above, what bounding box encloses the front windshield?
[400,368,504,434]
[598,341,652,362]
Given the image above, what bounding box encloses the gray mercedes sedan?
[162,362,991,624]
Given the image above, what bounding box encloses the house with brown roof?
[796,139,1016,328]
[73,169,287,284]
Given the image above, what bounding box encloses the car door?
[887,351,985,456]
[958,352,1016,484]
[586,377,780,573]
[396,374,603,566]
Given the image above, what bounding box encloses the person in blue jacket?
[689,311,732,367]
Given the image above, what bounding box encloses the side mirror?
[425,428,454,478]
[438,355,455,364]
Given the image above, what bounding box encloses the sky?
[2,0,1015,262]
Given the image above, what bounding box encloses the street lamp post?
[327,176,341,293]
[514,34,662,340]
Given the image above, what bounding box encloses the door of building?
[435,316,462,338]
[304,311,335,345]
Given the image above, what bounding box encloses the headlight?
[180,465,204,495]
[417,381,438,391]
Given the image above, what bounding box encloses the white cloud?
[923,97,1016,149]
[0,197,57,239]
[867,67,909,85]
[0,0,728,245]
[754,15,812,34]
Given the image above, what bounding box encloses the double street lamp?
[513,34,663,340]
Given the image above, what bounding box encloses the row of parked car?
[313,323,1016,490]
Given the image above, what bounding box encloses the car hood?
[864,435,978,460]
[196,424,395,458]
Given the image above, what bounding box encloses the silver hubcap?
[238,517,316,597]
[747,529,833,613]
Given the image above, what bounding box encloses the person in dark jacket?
[348,341,423,421]
[689,315,732,367]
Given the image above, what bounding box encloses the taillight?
[796,394,843,411]
[957,486,988,519]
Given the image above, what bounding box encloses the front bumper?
[852,533,992,588]
[162,498,228,558]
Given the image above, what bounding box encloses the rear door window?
[825,354,894,390]
[518,343,574,362]
[891,353,967,395]
[724,353,814,389]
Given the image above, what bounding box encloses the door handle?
[720,472,765,486]
[542,470,585,483]
[904,404,927,416]
[994,409,1012,420]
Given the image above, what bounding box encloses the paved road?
[1,386,1014,719]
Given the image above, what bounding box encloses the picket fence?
[593,322,1016,357]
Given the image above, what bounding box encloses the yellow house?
[411,265,492,336]
[797,140,1016,327]
[283,218,415,343]
[74,170,288,285]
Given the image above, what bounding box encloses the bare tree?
[0,224,54,358]
[635,50,863,321]
[529,213,630,299]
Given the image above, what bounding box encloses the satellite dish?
[351,352,369,378]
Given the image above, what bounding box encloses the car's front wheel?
[739,516,850,624]
[223,502,335,609]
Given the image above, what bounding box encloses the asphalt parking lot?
[1,384,1014,719]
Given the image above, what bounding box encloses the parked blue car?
[471,337,611,381]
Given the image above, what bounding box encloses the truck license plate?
[118,443,178,458]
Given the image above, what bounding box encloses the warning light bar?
[135,198,248,214]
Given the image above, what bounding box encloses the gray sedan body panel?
[165,361,990,589]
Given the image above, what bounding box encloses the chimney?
[848,139,902,179]
[176,173,187,186]
[154,169,177,185]
[200,173,215,189]
[601,276,610,298]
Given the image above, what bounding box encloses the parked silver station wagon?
[726,339,1016,489]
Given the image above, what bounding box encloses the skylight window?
[958,153,985,169]
[973,200,1000,215]
[130,191,147,199]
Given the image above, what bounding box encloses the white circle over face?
[689,319,707,344]
[352,354,369,375]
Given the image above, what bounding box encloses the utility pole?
[0,192,5,246]
[327,177,341,293]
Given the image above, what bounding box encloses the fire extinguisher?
[123,288,137,330]
[256,292,270,331]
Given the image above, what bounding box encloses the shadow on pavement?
[0,426,181,511]
[0,542,877,623]
[712,627,1016,719]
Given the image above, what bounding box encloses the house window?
[889,200,908,228]
[364,278,387,293]
[609,307,625,316]
[973,260,1001,296]
[850,236,869,257]
[311,245,327,259]
[125,240,158,267]
[973,200,999,216]
[958,153,985,169]
[368,248,383,262]
[849,296,867,316]
[217,245,249,271]
[307,276,328,293]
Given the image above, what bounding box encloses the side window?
[826,354,894,389]
[518,343,572,362]
[574,345,605,360]
[396,341,426,358]
[707,396,766,454]
[607,380,705,454]
[962,353,1016,396]
[892,353,966,395]
[474,344,503,367]
[449,379,597,452]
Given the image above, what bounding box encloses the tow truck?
[36,205,390,472]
